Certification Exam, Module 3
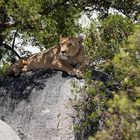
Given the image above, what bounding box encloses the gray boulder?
[0,70,81,140]
[0,68,117,140]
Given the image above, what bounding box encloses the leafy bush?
[90,93,140,140]
[71,14,140,140]
[84,14,134,63]
[0,63,10,77]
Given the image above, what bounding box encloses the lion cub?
[7,36,85,77]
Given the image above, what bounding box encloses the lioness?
[7,36,85,77]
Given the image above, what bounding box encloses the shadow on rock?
[0,69,62,112]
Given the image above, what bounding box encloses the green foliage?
[71,71,112,136]
[84,14,134,62]
[72,13,140,140]
[1,0,82,46]
[0,63,10,77]
[90,93,140,140]
[76,0,140,20]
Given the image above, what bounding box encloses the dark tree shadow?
[0,69,67,112]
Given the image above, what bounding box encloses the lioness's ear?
[77,35,83,44]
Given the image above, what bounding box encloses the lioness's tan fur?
[7,36,85,77]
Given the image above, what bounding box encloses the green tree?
[84,14,134,66]
[72,12,140,140]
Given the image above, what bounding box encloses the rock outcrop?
[0,120,21,140]
[0,70,81,140]
[0,69,119,140]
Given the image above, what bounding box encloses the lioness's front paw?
[22,65,30,72]
[68,69,83,78]
[68,70,76,76]
[75,69,83,78]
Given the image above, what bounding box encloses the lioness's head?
[59,36,83,60]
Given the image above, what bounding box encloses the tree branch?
[12,30,18,50]
[0,22,18,31]
[3,43,21,59]
[40,0,69,15]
